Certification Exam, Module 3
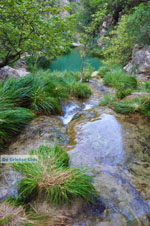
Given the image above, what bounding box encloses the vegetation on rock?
[0,70,91,148]
[13,144,97,205]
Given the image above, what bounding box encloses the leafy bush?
[126,3,150,46]
[103,3,150,66]
[13,144,97,205]
[103,15,134,66]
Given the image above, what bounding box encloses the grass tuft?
[13,144,97,205]
[0,70,92,148]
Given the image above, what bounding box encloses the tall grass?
[113,96,150,116]
[13,144,97,205]
[0,107,35,146]
[0,70,91,147]
[98,65,137,99]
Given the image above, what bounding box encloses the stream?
[0,76,150,225]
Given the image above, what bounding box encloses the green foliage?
[0,70,91,147]
[113,95,150,116]
[0,107,35,146]
[13,144,97,205]
[89,47,103,58]
[0,215,11,225]
[144,82,150,92]
[102,3,150,66]
[126,3,150,45]
[0,0,73,67]
[68,82,92,98]
[99,94,114,106]
[102,65,137,91]
[98,65,111,78]
[103,15,134,65]
[114,101,138,114]
[116,88,132,99]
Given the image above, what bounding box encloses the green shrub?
[98,65,112,78]
[36,56,51,69]
[13,144,97,205]
[103,15,134,66]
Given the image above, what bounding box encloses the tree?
[0,0,73,68]
[78,8,106,81]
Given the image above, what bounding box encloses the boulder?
[123,92,150,102]
[124,45,150,80]
[0,66,20,80]
[0,65,29,81]
[91,71,99,78]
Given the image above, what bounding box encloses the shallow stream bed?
[0,78,150,226]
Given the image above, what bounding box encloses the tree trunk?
[80,57,85,82]
[0,52,21,68]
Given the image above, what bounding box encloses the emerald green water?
[50,49,101,72]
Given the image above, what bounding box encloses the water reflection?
[67,109,150,225]
[69,114,124,167]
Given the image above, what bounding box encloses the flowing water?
[60,80,150,225]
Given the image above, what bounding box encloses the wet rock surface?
[0,78,150,225]
[67,108,150,225]
[0,116,69,201]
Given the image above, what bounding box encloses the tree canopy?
[0,0,73,68]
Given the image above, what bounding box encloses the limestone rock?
[0,65,29,81]
[123,92,149,102]
[91,71,99,78]
[0,66,20,80]
[124,45,150,80]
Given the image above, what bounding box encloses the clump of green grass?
[139,96,150,116]
[113,101,139,114]
[116,88,132,99]
[113,96,150,116]
[0,107,35,146]
[68,82,92,98]
[98,65,137,99]
[13,144,97,205]
[98,65,112,78]
[0,70,92,147]
[99,93,115,106]
[103,66,137,90]
[144,81,150,92]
